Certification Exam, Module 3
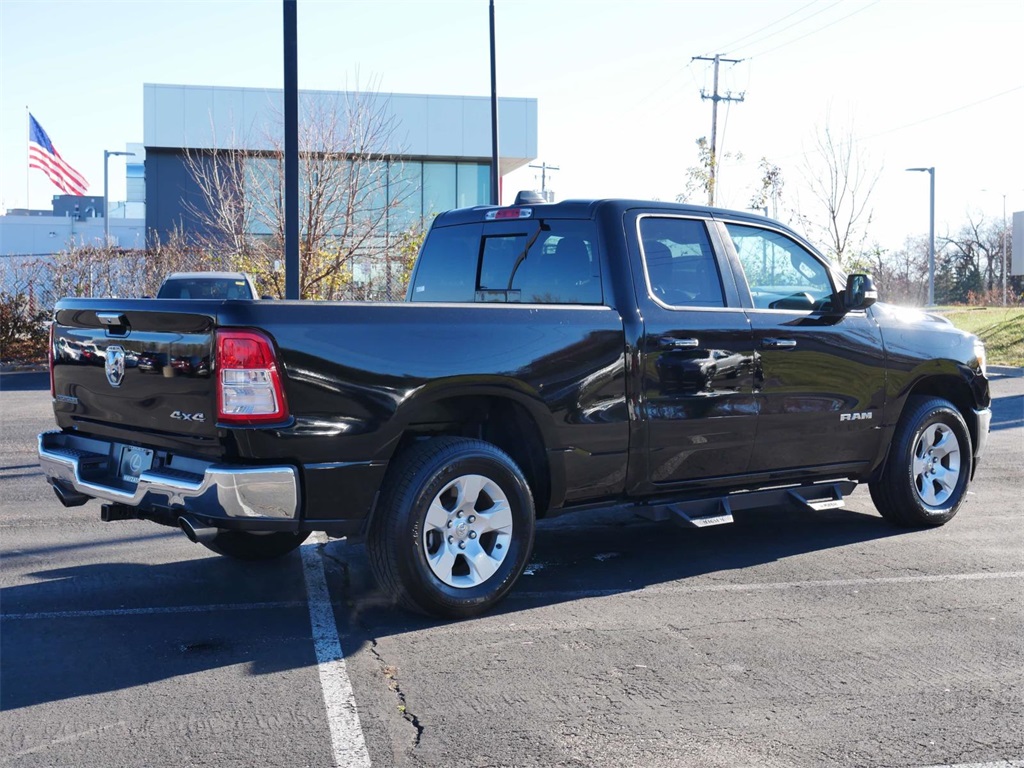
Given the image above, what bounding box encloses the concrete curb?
[988,365,1024,378]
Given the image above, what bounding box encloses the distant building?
[143,83,539,246]
[1,188,144,258]
[1,83,538,269]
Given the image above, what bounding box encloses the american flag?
[28,113,88,196]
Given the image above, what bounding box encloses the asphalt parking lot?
[1,369,1022,768]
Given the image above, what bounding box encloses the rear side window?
[639,217,725,308]
[411,220,602,304]
[408,223,482,302]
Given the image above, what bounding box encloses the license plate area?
[118,445,154,484]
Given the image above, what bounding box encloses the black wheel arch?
[870,372,987,483]
[362,383,560,540]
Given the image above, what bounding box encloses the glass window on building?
[245,155,280,237]
[456,163,491,209]
[389,160,422,235]
[359,159,390,230]
[423,162,456,218]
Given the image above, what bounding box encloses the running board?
[785,482,853,513]
[671,502,735,528]
[635,481,857,529]
[638,498,735,528]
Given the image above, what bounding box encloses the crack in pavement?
[369,639,424,748]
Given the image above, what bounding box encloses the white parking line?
[919,761,1024,768]
[301,532,372,768]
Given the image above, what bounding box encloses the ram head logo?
[105,346,126,388]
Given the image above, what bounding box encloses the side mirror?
[843,273,877,311]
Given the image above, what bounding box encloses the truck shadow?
[0,548,313,711]
[4,499,909,708]
[1,500,908,711]
[332,498,909,645]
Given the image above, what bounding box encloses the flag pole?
[26,106,30,209]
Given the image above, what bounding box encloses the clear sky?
[1,0,1021,252]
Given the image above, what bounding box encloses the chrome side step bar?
[636,481,857,529]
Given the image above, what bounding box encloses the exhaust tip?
[52,481,90,508]
[179,516,219,544]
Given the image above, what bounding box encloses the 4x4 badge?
[105,346,126,387]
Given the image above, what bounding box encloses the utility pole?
[692,54,744,207]
[528,161,559,201]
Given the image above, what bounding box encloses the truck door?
[631,214,758,489]
[718,220,887,476]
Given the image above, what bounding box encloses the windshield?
[157,278,252,300]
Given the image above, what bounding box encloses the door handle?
[762,338,797,349]
[659,337,700,349]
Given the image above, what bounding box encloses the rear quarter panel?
[218,300,630,497]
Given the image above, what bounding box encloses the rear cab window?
[410,219,602,305]
[638,216,726,308]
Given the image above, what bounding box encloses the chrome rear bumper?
[38,430,299,522]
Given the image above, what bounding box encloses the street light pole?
[1001,193,1008,307]
[907,167,936,306]
[979,189,1021,307]
[103,149,133,247]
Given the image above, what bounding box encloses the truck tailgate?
[52,304,219,442]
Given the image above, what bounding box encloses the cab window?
[726,223,834,311]
[639,217,725,308]
[411,220,601,304]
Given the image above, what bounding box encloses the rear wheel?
[201,530,310,560]
[367,436,535,619]
[869,396,972,527]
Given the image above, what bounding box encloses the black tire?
[201,530,311,560]
[869,396,972,527]
[367,436,536,619]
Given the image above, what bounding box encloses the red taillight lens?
[216,330,289,425]
[48,323,55,398]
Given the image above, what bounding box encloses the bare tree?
[941,212,1004,298]
[850,238,930,306]
[796,116,881,267]
[182,82,414,300]
[182,145,254,266]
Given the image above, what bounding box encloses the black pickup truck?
[38,199,991,618]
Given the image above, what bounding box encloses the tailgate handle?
[96,312,128,327]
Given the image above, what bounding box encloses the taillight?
[48,323,55,398]
[216,329,289,424]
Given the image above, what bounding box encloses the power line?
[744,1,881,59]
[721,83,1022,175]
[857,85,1024,141]
[700,0,821,57]
[725,0,844,57]
[630,59,697,112]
